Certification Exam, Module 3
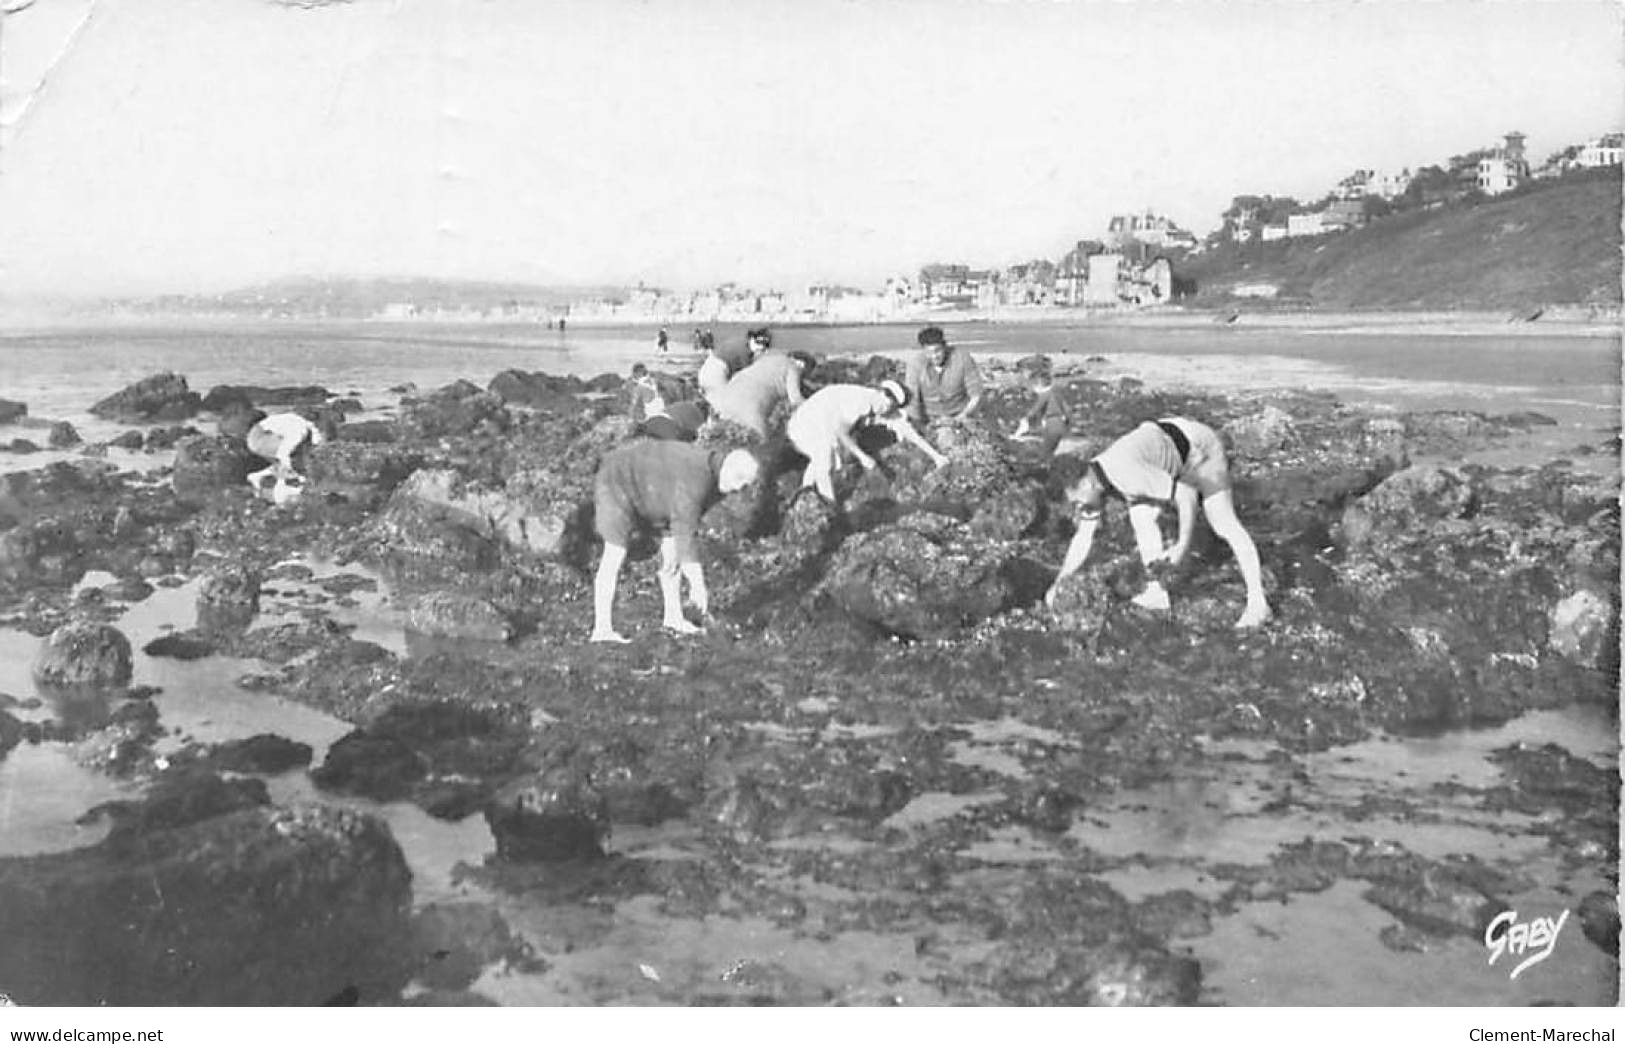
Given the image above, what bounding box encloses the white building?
[1287,213,1326,237]
[1083,254,1122,305]
[1476,132,1529,195]
[1370,169,1412,199]
[1577,133,1624,169]
[1261,225,1289,242]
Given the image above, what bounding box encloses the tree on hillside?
[1394,165,1460,210]
[1218,194,1303,239]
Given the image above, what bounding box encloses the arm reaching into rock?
[882,415,949,468]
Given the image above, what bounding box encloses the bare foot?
[589,629,630,644]
[663,618,704,636]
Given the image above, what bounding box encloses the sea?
[0,318,1619,445]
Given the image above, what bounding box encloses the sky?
[0,0,1621,298]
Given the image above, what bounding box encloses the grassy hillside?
[1181,169,1622,311]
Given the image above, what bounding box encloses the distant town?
[86,129,1624,325]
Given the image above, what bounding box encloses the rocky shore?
[0,354,1616,1005]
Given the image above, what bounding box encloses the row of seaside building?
[364,130,1622,324]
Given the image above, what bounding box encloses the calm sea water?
[0,320,1618,438]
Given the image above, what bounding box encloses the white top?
[786,384,895,448]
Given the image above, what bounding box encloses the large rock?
[821,513,1019,640]
[90,372,201,423]
[32,621,133,690]
[384,467,592,564]
[311,700,533,819]
[0,398,26,424]
[1339,464,1478,546]
[1548,588,1617,669]
[216,404,267,440]
[486,369,586,412]
[201,384,331,412]
[0,804,413,1005]
[405,591,513,643]
[399,387,512,440]
[171,435,254,499]
[484,770,610,862]
[0,520,84,587]
[306,441,424,505]
[1222,405,1298,457]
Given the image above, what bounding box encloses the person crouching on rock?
[1013,365,1075,458]
[786,379,949,503]
[245,412,327,489]
[590,440,761,643]
[708,349,816,437]
[1044,416,1272,630]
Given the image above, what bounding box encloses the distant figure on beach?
[657,327,669,353]
[245,412,326,490]
[558,317,567,333]
[708,349,816,436]
[691,327,704,352]
[904,326,983,426]
[590,440,761,643]
[1044,416,1272,630]
[1013,366,1076,458]
[786,379,949,502]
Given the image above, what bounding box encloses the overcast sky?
[0,0,1621,298]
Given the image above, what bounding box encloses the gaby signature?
[1485,908,1570,981]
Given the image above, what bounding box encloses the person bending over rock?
[786,379,948,503]
[708,349,816,437]
[245,412,327,488]
[590,440,760,643]
[1044,416,1272,630]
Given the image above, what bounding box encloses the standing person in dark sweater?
[590,440,760,643]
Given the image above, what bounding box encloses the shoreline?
[2,305,1620,340]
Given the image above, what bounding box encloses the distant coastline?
[3,305,1619,340]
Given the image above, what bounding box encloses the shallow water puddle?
[1191,878,1615,1006]
[0,744,124,857]
[479,892,985,1006]
[960,825,1066,865]
[882,791,1004,831]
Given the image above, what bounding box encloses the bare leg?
[659,537,702,635]
[1202,490,1272,628]
[590,543,630,643]
[802,447,837,502]
[1127,502,1171,612]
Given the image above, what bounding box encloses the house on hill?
[1106,212,1199,253]
[1476,131,1530,196]
[1576,133,1623,169]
